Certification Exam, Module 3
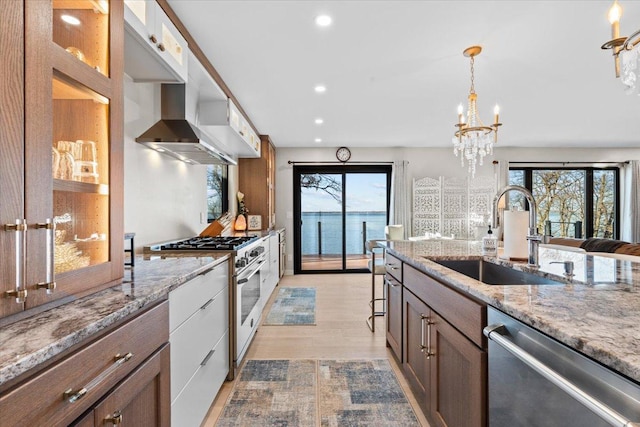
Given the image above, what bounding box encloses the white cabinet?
[169,259,229,426]
[199,98,261,158]
[268,233,279,294]
[124,0,188,82]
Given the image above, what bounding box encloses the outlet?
[287,254,293,262]
[286,211,293,219]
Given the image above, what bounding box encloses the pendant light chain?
[469,55,476,94]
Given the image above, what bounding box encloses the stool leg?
[367,252,376,332]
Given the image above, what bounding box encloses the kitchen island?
[383,239,640,383]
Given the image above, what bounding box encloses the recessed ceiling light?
[315,118,324,125]
[315,15,332,27]
[61,14,81,25]
[314,138,322,143]
[314,85,326,93]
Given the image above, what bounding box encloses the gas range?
[157,236,258,251]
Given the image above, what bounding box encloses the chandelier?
[601,0,640,93]
[452,46,501,177]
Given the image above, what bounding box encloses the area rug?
[263,287,316,325]
[215,359,420,427]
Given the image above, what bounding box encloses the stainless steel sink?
[432,259,565,285]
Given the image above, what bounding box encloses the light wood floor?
[201,273,430,427]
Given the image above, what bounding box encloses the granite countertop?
[383,240,640,383]
[0,254,229,387]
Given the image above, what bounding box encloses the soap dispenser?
[482,225,498,256]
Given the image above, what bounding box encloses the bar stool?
[366,240,386,332]
[124,232,135,267]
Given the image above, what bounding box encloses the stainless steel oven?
[484,307,640,427]
[235,250,266,364]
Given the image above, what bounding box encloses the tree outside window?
[508,167,618,239]
[207,165,228,222]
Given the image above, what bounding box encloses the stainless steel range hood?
[136,84,236,165]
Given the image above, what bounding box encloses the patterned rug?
[263,287,316,325]
[215,359,420,427]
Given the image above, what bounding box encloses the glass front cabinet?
[0,0,124,320]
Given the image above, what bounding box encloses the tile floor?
[201,273,430,427]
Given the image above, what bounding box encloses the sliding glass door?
[293,165,392,273]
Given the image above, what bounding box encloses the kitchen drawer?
[170,285,228,399]
[404,264,486,348]
[0,302,169,426]
[169,261,229,332]
[385,252,403,282]
[171,330,229,426]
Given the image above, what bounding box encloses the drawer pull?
[104,410,123,425]
[386,263,399,270]
[200,297,215,310]
[63,353,133,403]
[201,349,215,366]
[197,266,215,277]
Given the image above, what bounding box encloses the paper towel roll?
[503,211,529,260]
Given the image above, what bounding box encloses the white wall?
[123,77,238,250]
[275,146,640,274]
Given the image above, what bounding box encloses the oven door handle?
[237,258,265,285]
[484,324,640,427]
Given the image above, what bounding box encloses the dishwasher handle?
[484,324,640,427]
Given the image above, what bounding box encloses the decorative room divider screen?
[412,175,495,240]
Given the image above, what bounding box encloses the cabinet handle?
[201,349,215,366]
[4,219,27,303]
[385,278,398,288]
[200,297,215,310]
[197,266,215,277]
[63,353,133,403]
[157,43,166,52]
[426,318,435,359]
[34,219,56,293]
[104,410,123,425]
[420,314,428,353]
[386,263,399,270]
[149,34,157,44]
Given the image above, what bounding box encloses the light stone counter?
[382,240,640,384]
[0,255,229,388]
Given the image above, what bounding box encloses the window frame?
[508,166,620,240]
[206,164,229,223]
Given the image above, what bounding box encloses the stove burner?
[160,236,259,251]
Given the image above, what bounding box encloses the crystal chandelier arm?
[622,28,640,50]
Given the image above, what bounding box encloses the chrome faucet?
[492,185,542,267]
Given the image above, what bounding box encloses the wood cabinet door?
[385,275,402,361]
[94,344,171,427]
[402,288,431,416]
[430,313,487,427]
[0,0,26,318]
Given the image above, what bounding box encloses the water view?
[302,211,387,255]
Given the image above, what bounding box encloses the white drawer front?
[169,261,229,332]
[170,285,228,399]
[171,330,229,426]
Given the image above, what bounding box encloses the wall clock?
[336,146,351,162]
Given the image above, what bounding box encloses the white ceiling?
[167,1,640,149]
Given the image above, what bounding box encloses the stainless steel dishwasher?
[484,307,640,426]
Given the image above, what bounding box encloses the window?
[508,167,619,239]
[207,165,228,222]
